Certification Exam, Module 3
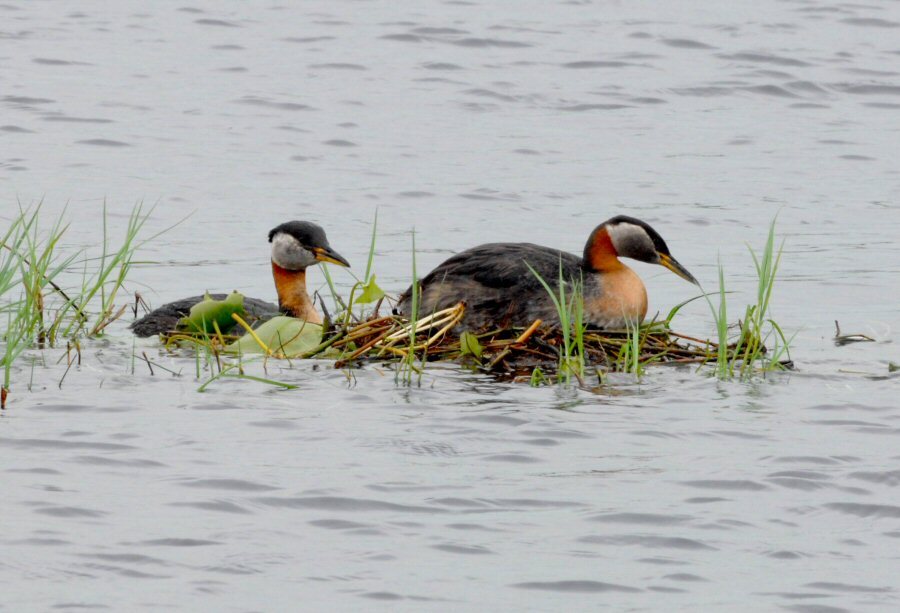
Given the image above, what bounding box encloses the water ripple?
[194,18,240,28]
[177,478,278,491]
[681,480,769,491]
[233,96,315,111]
[253,496,447,514]
[824,502,900,518]
[720,52,813,67]
[579,534,717,551]
[589,511,692,525]
[75,139,130,147]
[660,38,715,50]
[514,580,641,593]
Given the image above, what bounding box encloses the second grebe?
[396,215,697,331]
[131,221,349,337]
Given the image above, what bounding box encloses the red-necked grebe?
[131,221,349,337]
[396,215,697,331]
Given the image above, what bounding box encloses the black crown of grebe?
[131,221,349,337]
[396,215,697,331]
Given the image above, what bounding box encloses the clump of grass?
[525,261,586,385]
[0,202,153,408]
[617,317,645,378]
[78,203,150,337]
[706,216,793,380]
[1,205,74,406]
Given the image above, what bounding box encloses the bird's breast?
[583,265,648,328]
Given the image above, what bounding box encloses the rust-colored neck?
[271,261,321,323]
[583,226,623,272]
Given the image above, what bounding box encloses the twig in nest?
[515,319,543,344]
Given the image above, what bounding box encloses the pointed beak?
[312,246,350,267]
[658,253,698,285]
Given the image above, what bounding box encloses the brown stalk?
[91,304,128,336]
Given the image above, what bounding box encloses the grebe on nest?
[131,221,349,337]
[396,215,697,331]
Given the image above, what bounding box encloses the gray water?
[2,1,900,611]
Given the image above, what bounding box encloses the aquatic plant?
[712,258,730,378]
[524,261,585,384]
[67,203,150,337]
[617,316,644,378]
[0,203,152,407]
[705,216,793,380]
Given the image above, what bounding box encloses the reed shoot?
[525,261,586,384]
[0,203,153,407]
[706,217,790,380]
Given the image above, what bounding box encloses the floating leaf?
[459,331,483,359]
[227,316,322,357]
[356,275,385,304]
[177,291,245,334]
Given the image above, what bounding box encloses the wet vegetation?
[1,206,797,407]
[0,204,153,408]
[705,217,794,380]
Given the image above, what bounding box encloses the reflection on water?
[1,0,899,610]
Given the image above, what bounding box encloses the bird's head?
[268,221,350,270]
[584,215,697,284]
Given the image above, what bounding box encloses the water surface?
[1,1,899,611]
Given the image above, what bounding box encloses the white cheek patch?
[271,233,314,270]
[608,223,654,256]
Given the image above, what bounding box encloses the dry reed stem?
[334,327,395,367]
[383,304,465,342]
[515,319,543,344]
[91,304,128,336]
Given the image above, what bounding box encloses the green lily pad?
[227,316,323,357]
[177,291,246,335]
[459,331,483,359]
[355,275,385,304]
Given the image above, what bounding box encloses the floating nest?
[162,301,749,381]
[326,303,737,379]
